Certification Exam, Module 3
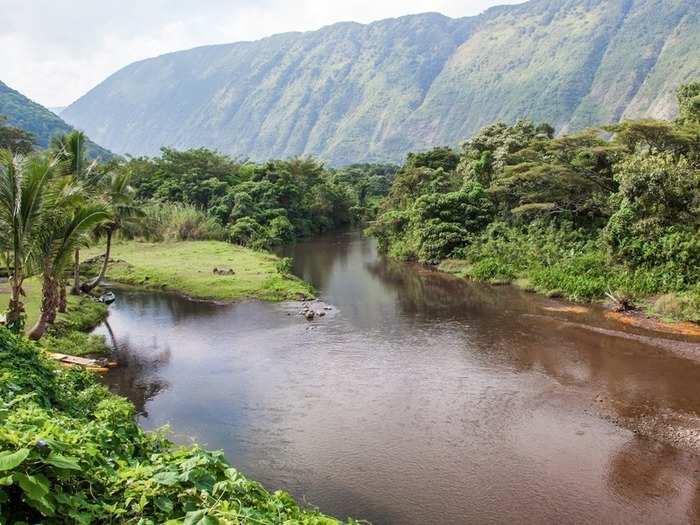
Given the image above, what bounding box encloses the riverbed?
[94,231,700,524]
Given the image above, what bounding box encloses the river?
[94,231,700,524]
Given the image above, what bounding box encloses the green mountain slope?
[0,80,110,157]
[62,0,700,164]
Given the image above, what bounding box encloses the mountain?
[0,80,110,158]
[49,106,66,116]
[62,0,700,165]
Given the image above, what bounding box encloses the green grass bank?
[83,240,312,302]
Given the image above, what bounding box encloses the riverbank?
[0,328,351,523]
[82,240,313,302]
[437,257,700,331]
[0,240,311,358]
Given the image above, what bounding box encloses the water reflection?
[95,231,700,524]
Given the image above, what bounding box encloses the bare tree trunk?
[6,263,25,333]
[28,269,57,340]
[71,248,81,295]
[82,229,113,293]
[58,282,67,314]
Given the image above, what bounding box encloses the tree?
[604,153,700,274]
[27,202,108,340]
[0,151,56,331]
[677,81,700,125]
[82,171,142,292]
[49,130,99,295]
[0,116,34,154]
[405,147,460,172]
[412,182,494,262]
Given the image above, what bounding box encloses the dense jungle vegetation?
[119,150,396,248]
[368,81,700,321]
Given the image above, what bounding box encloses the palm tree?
[0,150,56,332]
[49,130,97,182]
[82,171,142,292]
[27,201,108,340]
[49,130,98,295]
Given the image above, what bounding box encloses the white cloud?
[0,0,524,107]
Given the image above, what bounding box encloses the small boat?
[99,291,116,304]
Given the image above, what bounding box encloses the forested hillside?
[62,0,700,164]
[0,80,109,157]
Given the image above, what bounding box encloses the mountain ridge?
[62,0,700,164]
[0,80,110,157]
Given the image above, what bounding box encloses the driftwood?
[47,352,116,374]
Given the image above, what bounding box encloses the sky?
[0,0,524,108]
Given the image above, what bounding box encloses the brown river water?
[94,231,700,524]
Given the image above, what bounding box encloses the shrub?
[227,217,270,249]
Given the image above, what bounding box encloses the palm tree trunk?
[28,269,57,340]
[71,248,81,295]
[82,229,113,292]
[6,264,25,333]
[58,282,67,314]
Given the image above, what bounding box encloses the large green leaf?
[44,452,81,470]
[155,495,174,513]
[15,472,50,499]
[0,448,30,471]
[153,470,179,486]
[15,472,55,516]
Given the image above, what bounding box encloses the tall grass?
[124,202,225,242]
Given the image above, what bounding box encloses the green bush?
[226,217,270,249]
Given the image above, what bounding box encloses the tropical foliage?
[122,149,396,249]
[369,81,700,318]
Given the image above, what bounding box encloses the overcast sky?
[1,0,524,108]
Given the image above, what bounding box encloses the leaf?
[0,448,30,471]
[44,452,81,470]
[15,473,54,516]
[183,511,205,525]
[153,470,179,486]
[155,495,174,513]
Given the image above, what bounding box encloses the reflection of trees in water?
[364,256,529,315]
[278,233,354,292]
[366,252,700,438]
[102,319,171,417]
[607,437,700,521]
[115,289,223,324]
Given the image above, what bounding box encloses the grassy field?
[83,240,313,301]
